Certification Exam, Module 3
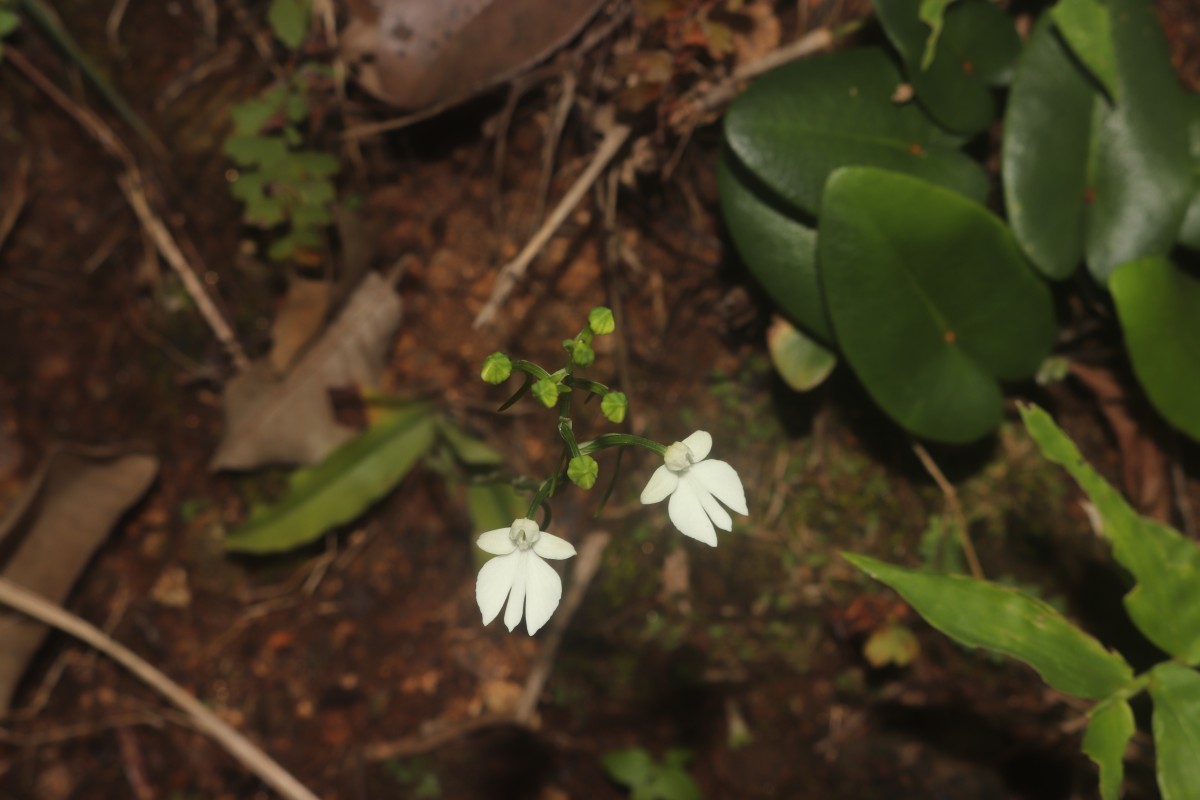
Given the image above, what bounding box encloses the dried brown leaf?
[211,272,401,470]
[268,277,331,375]
[0,444,158,712]
[342,0,604,110]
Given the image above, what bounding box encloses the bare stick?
[0,578,320,800]
[668,21,863,129]
[912,443,984,580]
[473,124,631,329]
[365,531,611,760]
[515,531,609,722]
[4,47,248,371]
[0,153,30,253]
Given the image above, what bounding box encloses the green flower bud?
[571,340,596,367]
[601,391,628,424]
[567,455,599,489]
[588,306,615,335]
[532,378,560,408]
[481,352,512,384]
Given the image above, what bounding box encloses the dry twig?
[0,577,320,800]
[912,443,984,580]
[473,124,631,328]
[4,47,249,370]
[0,153,30,254]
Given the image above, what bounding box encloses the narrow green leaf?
[1148,663,1200,800]
[1082,698,1133,800]
[819,167,1055,443]
[874,0,1021,134]
[845,553,1134,698]
[1001,16,1093,280]
[437,420,503,466]
[766,316,837,392]
[1110,258,1200,442]
[225,405,436,553]
[1050,0,1117,98]
[725,47,986,216]
[717,148,831,343]
[267,0,310,49]
[1020,404,1200,663]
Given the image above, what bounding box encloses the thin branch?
[473,124,631,329]
[911,443,984,580]
[4,47,248,370]
[0,578,320,800]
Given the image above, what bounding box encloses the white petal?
[503,551,530,631]
[640,465,679,505]
[476,527,516,555]
[523,553,563,635]
[690,459,748,516]
[682,430,712,462]
[685,474,732,531]
[476,552,518,625]
[668,478,718,546]
[533,531,576,560]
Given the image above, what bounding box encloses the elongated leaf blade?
[1020,404,1200,663]
[725,48,986,216]
[225,405,436,553]
[1110,258,1200,442]
[819,167,1055,443]
[1050,0,1117,97]
[1002,16,1093,280]
[1085,0,1193,283]
[717,148,831,342]
[1149,663,1200,800]
[845,554,1133,699]
[1082,698,1134,800]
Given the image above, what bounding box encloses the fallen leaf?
[268,276,331,375]
[341,0,604,110]
[150,565,192,608]
[0,444,158,712]
[211,272,402,470]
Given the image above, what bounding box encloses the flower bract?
[475,518,576,634]
[640,431,748,546]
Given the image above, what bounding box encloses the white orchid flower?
[640,431,748,546]
[475,518,576,635]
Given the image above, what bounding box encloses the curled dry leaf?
[341,0,604,110]
[211,271,402,470]
[0,444,158,712]
[268,276,332,375]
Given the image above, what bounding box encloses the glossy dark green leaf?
[845,554,1134,699]
[819,167,1055,443]
[874,0,1020,134]
[1050,0,1117,97]
[717,148,831,342]
[1148,663,1200,800]
[225,405,436,553]
[724,47,986,216]
[1021,404,1200,663]
[1004,4,1192,284]
[1085,0,1193,283]
[1110,258,1200,442]
[1082,698,1133,800]
[1001,17,1094,280]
